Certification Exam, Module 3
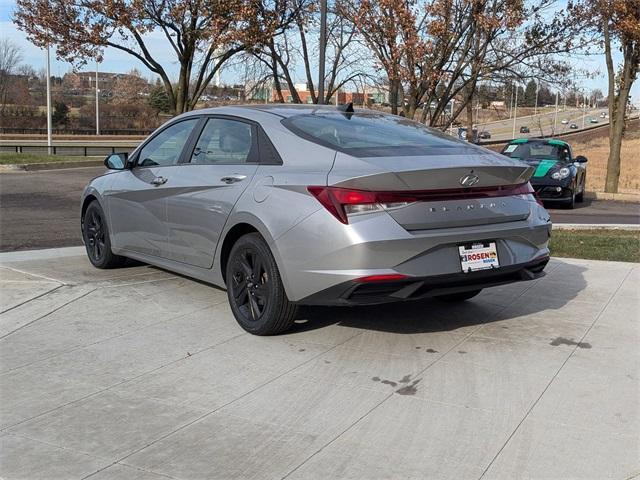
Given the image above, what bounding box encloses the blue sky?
[1,0,638,105]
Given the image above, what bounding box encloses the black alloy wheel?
[230,248,270,322]
[85,208,106,263]
[82,201,126,269]
[226,233,297,335]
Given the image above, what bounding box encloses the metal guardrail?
[0,144,139,157]
[0,127,154,136]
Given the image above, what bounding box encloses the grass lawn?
[0,153,102,165]
[551,229,640,263]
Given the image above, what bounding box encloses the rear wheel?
[435,289,482,302]
[226,233,297,335]
[82,201,127,269]
[576,178,585,202]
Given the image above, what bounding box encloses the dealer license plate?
[458,242,499,273]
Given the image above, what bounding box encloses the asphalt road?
[0,166,638,252]
[476,108,609,142]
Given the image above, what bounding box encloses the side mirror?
[574,155,588,163]
[104,153,128,170]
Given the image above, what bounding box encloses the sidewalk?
[1,248,638,479]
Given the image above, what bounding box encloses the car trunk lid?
[328,151,534,230]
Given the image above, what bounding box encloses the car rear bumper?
[298,255,549,305]
[273,199,552,302]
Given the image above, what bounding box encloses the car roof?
[508,138,569,147]
[176,104,376,120]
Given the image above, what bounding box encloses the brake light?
[355,274,409,283]
[307,183,535,224]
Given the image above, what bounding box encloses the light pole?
[46,44,52,155]
[317,0,327,105]
[534,80,539,116]
[553,90,559,135]
[512,83,518,139]
[95,60,100,135]
[582,94,587,129]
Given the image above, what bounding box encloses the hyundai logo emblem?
[459,174,480,187]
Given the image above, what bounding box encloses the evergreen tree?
[148,86,170,114]
[524,80,537,107]
[52,101,69,125]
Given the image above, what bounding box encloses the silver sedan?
[81,105,552,335]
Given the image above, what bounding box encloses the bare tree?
[15,0,302,113]
[245,0,371,104]
[577,0,640,193]
[0,39,24,112]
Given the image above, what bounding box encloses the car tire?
[226,233,298,335]
[565,189,576,209]
[82,200,127,269]
[435,289,482,302]
[576,179,585,203]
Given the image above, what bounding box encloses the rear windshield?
[502,142,569,162]
[282,112,477,157]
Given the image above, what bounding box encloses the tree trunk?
[389,79,400,115]
[466,93,474,143]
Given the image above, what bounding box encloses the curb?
[0,160,104,172]
[584,191,640,203]
[553,223,640,230]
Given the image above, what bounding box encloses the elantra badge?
[459,174,480,187]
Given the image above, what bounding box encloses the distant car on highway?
[561,119,569,124]
[590,118,599,123]
[478,130,491,139]
[500,138,587,208]
[600,112,606,118]
[519,126,530,134]
[570,123,578,129]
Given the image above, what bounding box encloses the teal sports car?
[501,138,588,209]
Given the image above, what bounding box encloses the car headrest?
[220,125,250,154]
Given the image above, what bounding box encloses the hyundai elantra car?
[81,104,552,335]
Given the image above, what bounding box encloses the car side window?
[137,119,199,167]
[190,118,255,165]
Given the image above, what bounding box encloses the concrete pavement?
[0,247,638,479]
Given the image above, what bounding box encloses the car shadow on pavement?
[288,261,588,335]
[546,197,593,211]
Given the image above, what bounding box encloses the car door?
[107,118,200,258]
[163,116,261,268]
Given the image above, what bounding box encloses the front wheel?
[82,201,127,269]
[226,233,298,335]
[435,289,482,302]
[564,189,576,209]
[576,178,585,203]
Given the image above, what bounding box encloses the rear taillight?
[307,186,416,224]
[307,183,535,224]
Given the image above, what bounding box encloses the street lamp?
[46,44,52,154]
[511,82,518,139]
[95,59,100,136]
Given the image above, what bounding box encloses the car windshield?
[503,142,567,161]
[283,112,476,157]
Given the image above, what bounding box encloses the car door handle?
[150,176,168,186]
[220,175,247,184]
